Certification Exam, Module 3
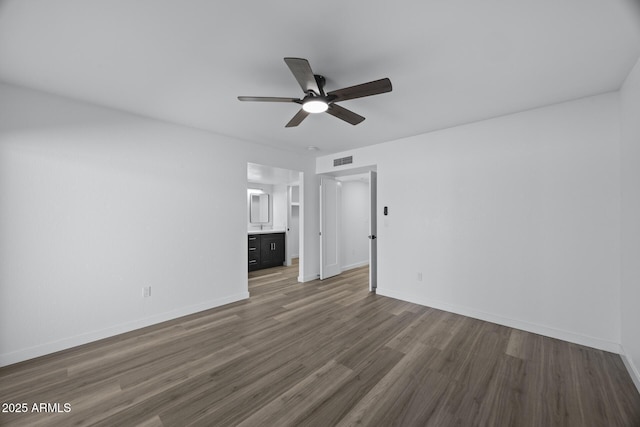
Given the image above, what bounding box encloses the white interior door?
[368,171,378,291]
[320,177,341,280]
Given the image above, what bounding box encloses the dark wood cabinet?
[248,232,285,271]
[248,234,260,270]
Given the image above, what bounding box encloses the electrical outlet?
[417,272,423,282]
[142,286,151,298]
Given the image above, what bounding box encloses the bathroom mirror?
[250,193,269,223]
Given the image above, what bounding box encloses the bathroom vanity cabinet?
[248,232,285,271]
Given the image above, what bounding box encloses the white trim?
[0,292,249,367]
[621,345,640,394]
[376,287,622,354]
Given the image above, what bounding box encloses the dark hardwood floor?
[1,261,639,426]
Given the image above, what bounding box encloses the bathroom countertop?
[248,229,286,235]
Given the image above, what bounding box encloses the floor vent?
[333,156,353,167]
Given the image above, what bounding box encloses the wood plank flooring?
[1,262,639,426]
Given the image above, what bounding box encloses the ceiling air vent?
[333,156,353,167]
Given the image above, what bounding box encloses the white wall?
[318,92,622,352]
[271,184,288,230]
[289,185,300,258]
[340,180,369,270]
[289,205,300,257]
[620,56,640,391]
[0,82,319,366]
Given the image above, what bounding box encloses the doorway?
[319,167,378,291]
[247,162,304,282]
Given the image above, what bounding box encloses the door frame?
[318,166,378,291]
[368,170,377,292]
[247,162,304,284]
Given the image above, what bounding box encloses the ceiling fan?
[238,57,392,127]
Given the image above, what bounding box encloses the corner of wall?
[621,345,640,394]
[620,53,640,397]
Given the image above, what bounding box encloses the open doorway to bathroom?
[247,162,304,282]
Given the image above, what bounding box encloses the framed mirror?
[250,193,269,223]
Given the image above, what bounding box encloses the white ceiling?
[1,1,639,156]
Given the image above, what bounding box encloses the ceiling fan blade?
[326,104,365,125]
[327,78,392,102]
[238,96,299,103]
[284,58,321,95]
[285,109,310,127]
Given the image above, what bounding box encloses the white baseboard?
[341,260,369,272]
[621,346,640,394]
[0,292,249,367]
[376,287,622,354]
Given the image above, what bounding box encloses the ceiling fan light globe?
[302,99,329,113]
